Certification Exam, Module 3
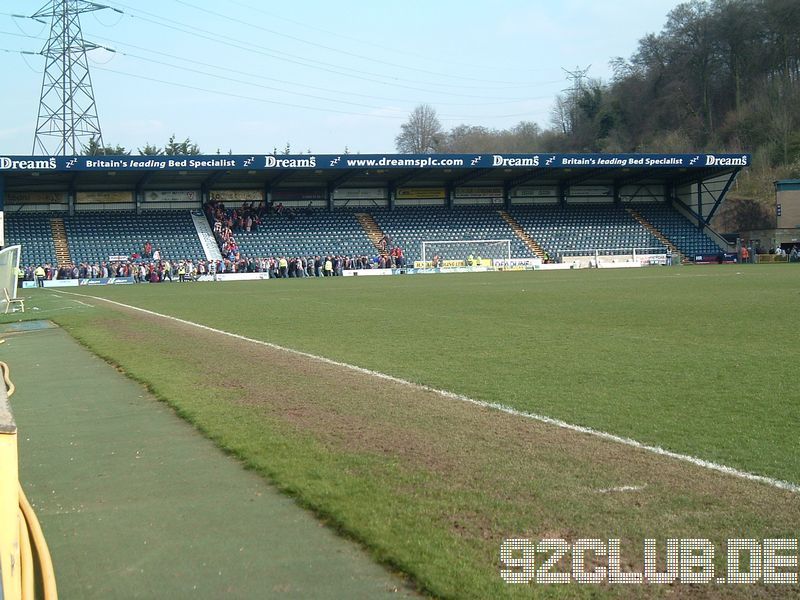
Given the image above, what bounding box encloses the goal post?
[421,239,511,266]
[0,245,21,303]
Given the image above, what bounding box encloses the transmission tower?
[561,65,591,135]
[31,1,120,155]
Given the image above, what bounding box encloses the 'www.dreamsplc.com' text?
[500,538,798,584]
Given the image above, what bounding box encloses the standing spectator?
[34,265,46,287]
[162,260,173,282]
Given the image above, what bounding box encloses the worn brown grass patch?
[60,303,800,599]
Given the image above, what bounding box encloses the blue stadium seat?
[633,204,724,257]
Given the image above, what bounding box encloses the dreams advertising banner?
[0,154,750,173]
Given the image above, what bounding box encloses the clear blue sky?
[0,0,685,155]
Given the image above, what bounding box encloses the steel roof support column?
[263,181,271,208]
[326,181,334,212]
[68,174,77,216]
[201,171,228,206]
[503,181,512,210]
[703,169,739,226]
[389,170,425,203]
[388,182,396,211]
[263,170,291,209]
[135,173,152,216]
[326,170,358,212]
[696,179,704,230]
[558,181,567,207]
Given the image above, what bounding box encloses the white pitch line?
[69,299,94,308]
[595,485,647,494]
[59,290,800,494]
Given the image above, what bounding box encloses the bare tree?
[550,95,572,136]
[438,121,543,153]
[395,104,443,153]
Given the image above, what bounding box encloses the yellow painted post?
[0,385,21,600]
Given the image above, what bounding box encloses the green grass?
[8,327,413,598]
[5,265,800,599]
[22,265,800,483]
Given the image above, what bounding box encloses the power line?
[92,65,407,119]
[1,27,546,104]
[2,3,559,145]
[228,0,553,76]
[93,64,549,122]
[172,0,548,86]
[104,1,556,92]
[97,38,547,105]
[1,27,554,115]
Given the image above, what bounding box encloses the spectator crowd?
[204,200,407,278]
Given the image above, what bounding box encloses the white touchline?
[60,290,800,494]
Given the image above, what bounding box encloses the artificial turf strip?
[21,295,800,599]
[5,326,415,599]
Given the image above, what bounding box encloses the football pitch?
[5,265,800,598]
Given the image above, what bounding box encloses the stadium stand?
[225,209,376,259]
[508,205,665,259]
[63,210,206,264]
[0,151,745,271]
[4,203,723,271]
[4,213,58,267]
[632,203,724,257]
[369,206,531,263]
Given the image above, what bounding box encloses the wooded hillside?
[430,0,800,231]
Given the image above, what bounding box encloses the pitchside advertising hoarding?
[0,154,750,173]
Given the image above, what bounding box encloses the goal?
[0,245,21,302]
[421,239,511,266]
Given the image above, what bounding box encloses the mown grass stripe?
[60,289,800,495]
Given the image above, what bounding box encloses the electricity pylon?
[31,1,120,155]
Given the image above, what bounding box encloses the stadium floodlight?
[421,239,511,266]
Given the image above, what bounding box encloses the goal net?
[421,239,511,266]
[0,245,21,302]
